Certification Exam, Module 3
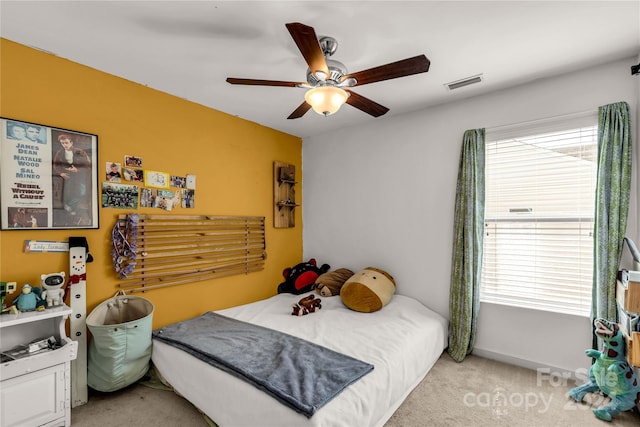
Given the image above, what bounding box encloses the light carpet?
[70,353,640,427]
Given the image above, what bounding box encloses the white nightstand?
[0,305,78,427]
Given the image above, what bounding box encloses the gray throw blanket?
[153,312,374,417]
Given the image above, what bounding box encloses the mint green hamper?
[86,292,154,392]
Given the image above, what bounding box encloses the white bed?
[152,293,448,427]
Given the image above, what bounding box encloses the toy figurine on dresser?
[41,272,66,307]
[12,284,45,312]
[1,281,17,312]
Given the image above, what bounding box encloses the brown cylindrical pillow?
[340,267,395,313]
[315,268,355,297]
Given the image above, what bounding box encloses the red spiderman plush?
[277,258,330,294]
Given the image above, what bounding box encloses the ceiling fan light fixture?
[227,22,431,119]
[304,86,349,116]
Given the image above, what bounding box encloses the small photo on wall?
[123,167,144,183]
[171,190,181,209]
[156,189,174,211]
[154,197,172,211]
[182,189,195,208]
[186,174,196,190]
[140,188,156,208]
[124,155,143,167]
[171,175,186,188]
[106,162,122,182]
[145,170,169,188]
[102,182,139,209]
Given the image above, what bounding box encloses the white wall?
[302,57,638,374]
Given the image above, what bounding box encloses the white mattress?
[152,293,447,427]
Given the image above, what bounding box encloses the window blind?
[481,120,597,316]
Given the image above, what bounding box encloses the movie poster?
[1,118,98,230]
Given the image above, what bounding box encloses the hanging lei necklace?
[111,214,138,278]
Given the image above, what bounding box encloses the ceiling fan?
[226,22,431,119]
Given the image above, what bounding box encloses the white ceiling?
[1,1,639,139]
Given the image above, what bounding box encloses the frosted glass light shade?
[304,86,349,116]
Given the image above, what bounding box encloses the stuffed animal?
[291,294,322,316]
[301,295,322,312]
[315,268,354,297]
[41,272,66,307]
[1,281,17,310]
[277,258,330,295]
[341,267,396,313]
[13,284,45,312]
[567,318,640,421]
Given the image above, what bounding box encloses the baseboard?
[471,347,583,381]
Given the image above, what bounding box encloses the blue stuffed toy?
[567,318,640,421]
[277,258,330,295]
[13,284,45,312]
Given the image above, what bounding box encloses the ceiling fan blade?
[285,22,330,78]
[287,101,312,120]
[345,90,389,117]
[226,78,300,87]
[345,55,430,86]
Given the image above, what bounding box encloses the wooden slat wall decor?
[112,214,266,293]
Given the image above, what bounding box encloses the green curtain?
[592,101,632,324]
[448,128,485,362]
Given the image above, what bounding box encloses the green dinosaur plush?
[567,318,640,421]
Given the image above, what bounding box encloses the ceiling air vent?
[445,74,483,91]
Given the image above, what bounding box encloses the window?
[481,113,598,316]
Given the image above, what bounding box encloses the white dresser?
[0,305,78,427]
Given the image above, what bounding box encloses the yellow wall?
[0,39,302,328]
